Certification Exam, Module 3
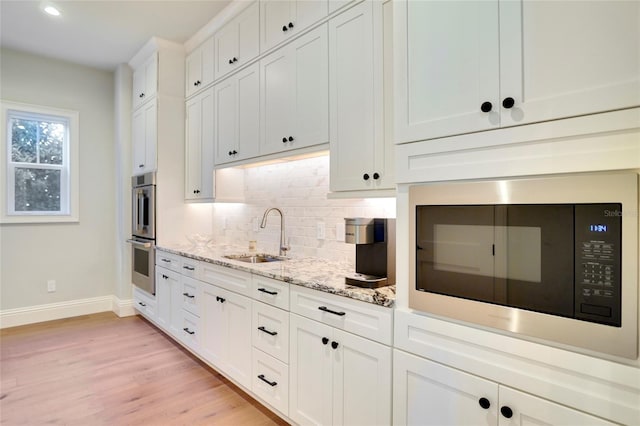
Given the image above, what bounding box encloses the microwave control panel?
[574,203,622,327]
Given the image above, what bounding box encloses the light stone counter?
[157,243,395,307]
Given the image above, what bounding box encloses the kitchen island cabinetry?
[393,349,614,426]
[328,0,394,193]
[260,24,329,157]
[394,0,640,144]
[185,87,215,201]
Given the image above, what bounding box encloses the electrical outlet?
[317,222,326,240]
[47,280,56,293]
[336,222,345,242]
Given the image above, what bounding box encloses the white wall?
[209,155,396,265]
[0,48,116,311]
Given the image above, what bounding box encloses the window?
[1,101,79,223]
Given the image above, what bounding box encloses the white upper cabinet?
[260,0,328,53]
[132,100,157,175]
[394,0,640,144]
[214,1,260,81]
[215,63,260,165]
[132,52,158,110]
[260,24,329,156]
[185,87,215,201]
[185,37,214,98]
[329,0,394,192]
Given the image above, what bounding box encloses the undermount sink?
[223,253,286,263]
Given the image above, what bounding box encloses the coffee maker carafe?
[344,218,395,288]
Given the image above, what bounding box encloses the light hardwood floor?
[0,312,289,425]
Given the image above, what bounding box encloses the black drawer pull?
[183,265,195,271]
[258,326,278,336]
[216,296,226,303]
[318,306,346,316]
[182,292,195,299]
[258,287,278,296]
[138,302,146,307]
[162,274,168,279]
[183,328,195,335]
[257,374,277,387]
[161,258,171,263]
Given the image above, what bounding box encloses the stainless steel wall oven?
[408,173,638,359]
[127,172,156,295]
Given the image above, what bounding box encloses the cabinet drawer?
[133,287,157,319]
[179,310,200,351]
[252,275,289,310]
[199,261,252,296]
[181,276,202,317]
[156,251,181,273]
[252,348,289,416]
[252,301,289,363]
[290,286,393,345]
[180,257,199,278]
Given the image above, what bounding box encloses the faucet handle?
[280,238,291,256]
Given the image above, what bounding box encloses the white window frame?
[1,100,79,223]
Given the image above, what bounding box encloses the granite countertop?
[157,243,395,308]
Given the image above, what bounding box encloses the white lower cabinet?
[289,313,392,426]
[252,347,289,416]
[393,349,615,426]
[201,282,253,389]
[155,266,182,336]
[133,286,156,320]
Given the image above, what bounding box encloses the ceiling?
[0,0,232,71]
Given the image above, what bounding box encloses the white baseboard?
[113,296,135,317]
[0,296,121,329]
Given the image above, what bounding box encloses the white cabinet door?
[261,0,327,53]
[499,0,640,128]
[132,100,157,175]
[329,0,390,192]
[393,349,498,426]
[155,266,180,332]
[132,52,158,110]
[186,37,214,98]
[223,288,253,389]
[261,25,329,156]
[289,313,333,426]
[332,329,391,426]
[185,87,214,200]
[498,386,616,426]
[260,47,294,155]
[201,283,226,368]
[214,1,259,80]
[214,63,260,165]
[395,0,500,144]
[201,283,252,389]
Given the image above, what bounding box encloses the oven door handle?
[126,239,152,249]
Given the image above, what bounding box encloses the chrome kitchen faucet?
[260,207,290,257]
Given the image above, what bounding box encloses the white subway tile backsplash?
[210,155,395,266]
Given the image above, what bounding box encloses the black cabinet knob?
[502,97,515,109]
[282,25,288,32]
[481,101,493,113]
[229,59,233,64]
[363,173,370,181]
[194,81,198,86]
[139,164,144,168]
[478,398,491,409]
[139,93,145,98]
[500,406,513,419]
[282,137,288,143]
[288,22,294,29]
[331,341,339,349]
[228,151,233,156]
[232,150,238,155]
[373,172,380,180]
[233,57,238,63]
[288,136,294,142]
[322,337,329,345]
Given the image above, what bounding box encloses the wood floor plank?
[0,312,289,425]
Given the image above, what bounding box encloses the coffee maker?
[344,218,396,288]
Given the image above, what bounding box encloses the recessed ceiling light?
[43,5,61,16]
